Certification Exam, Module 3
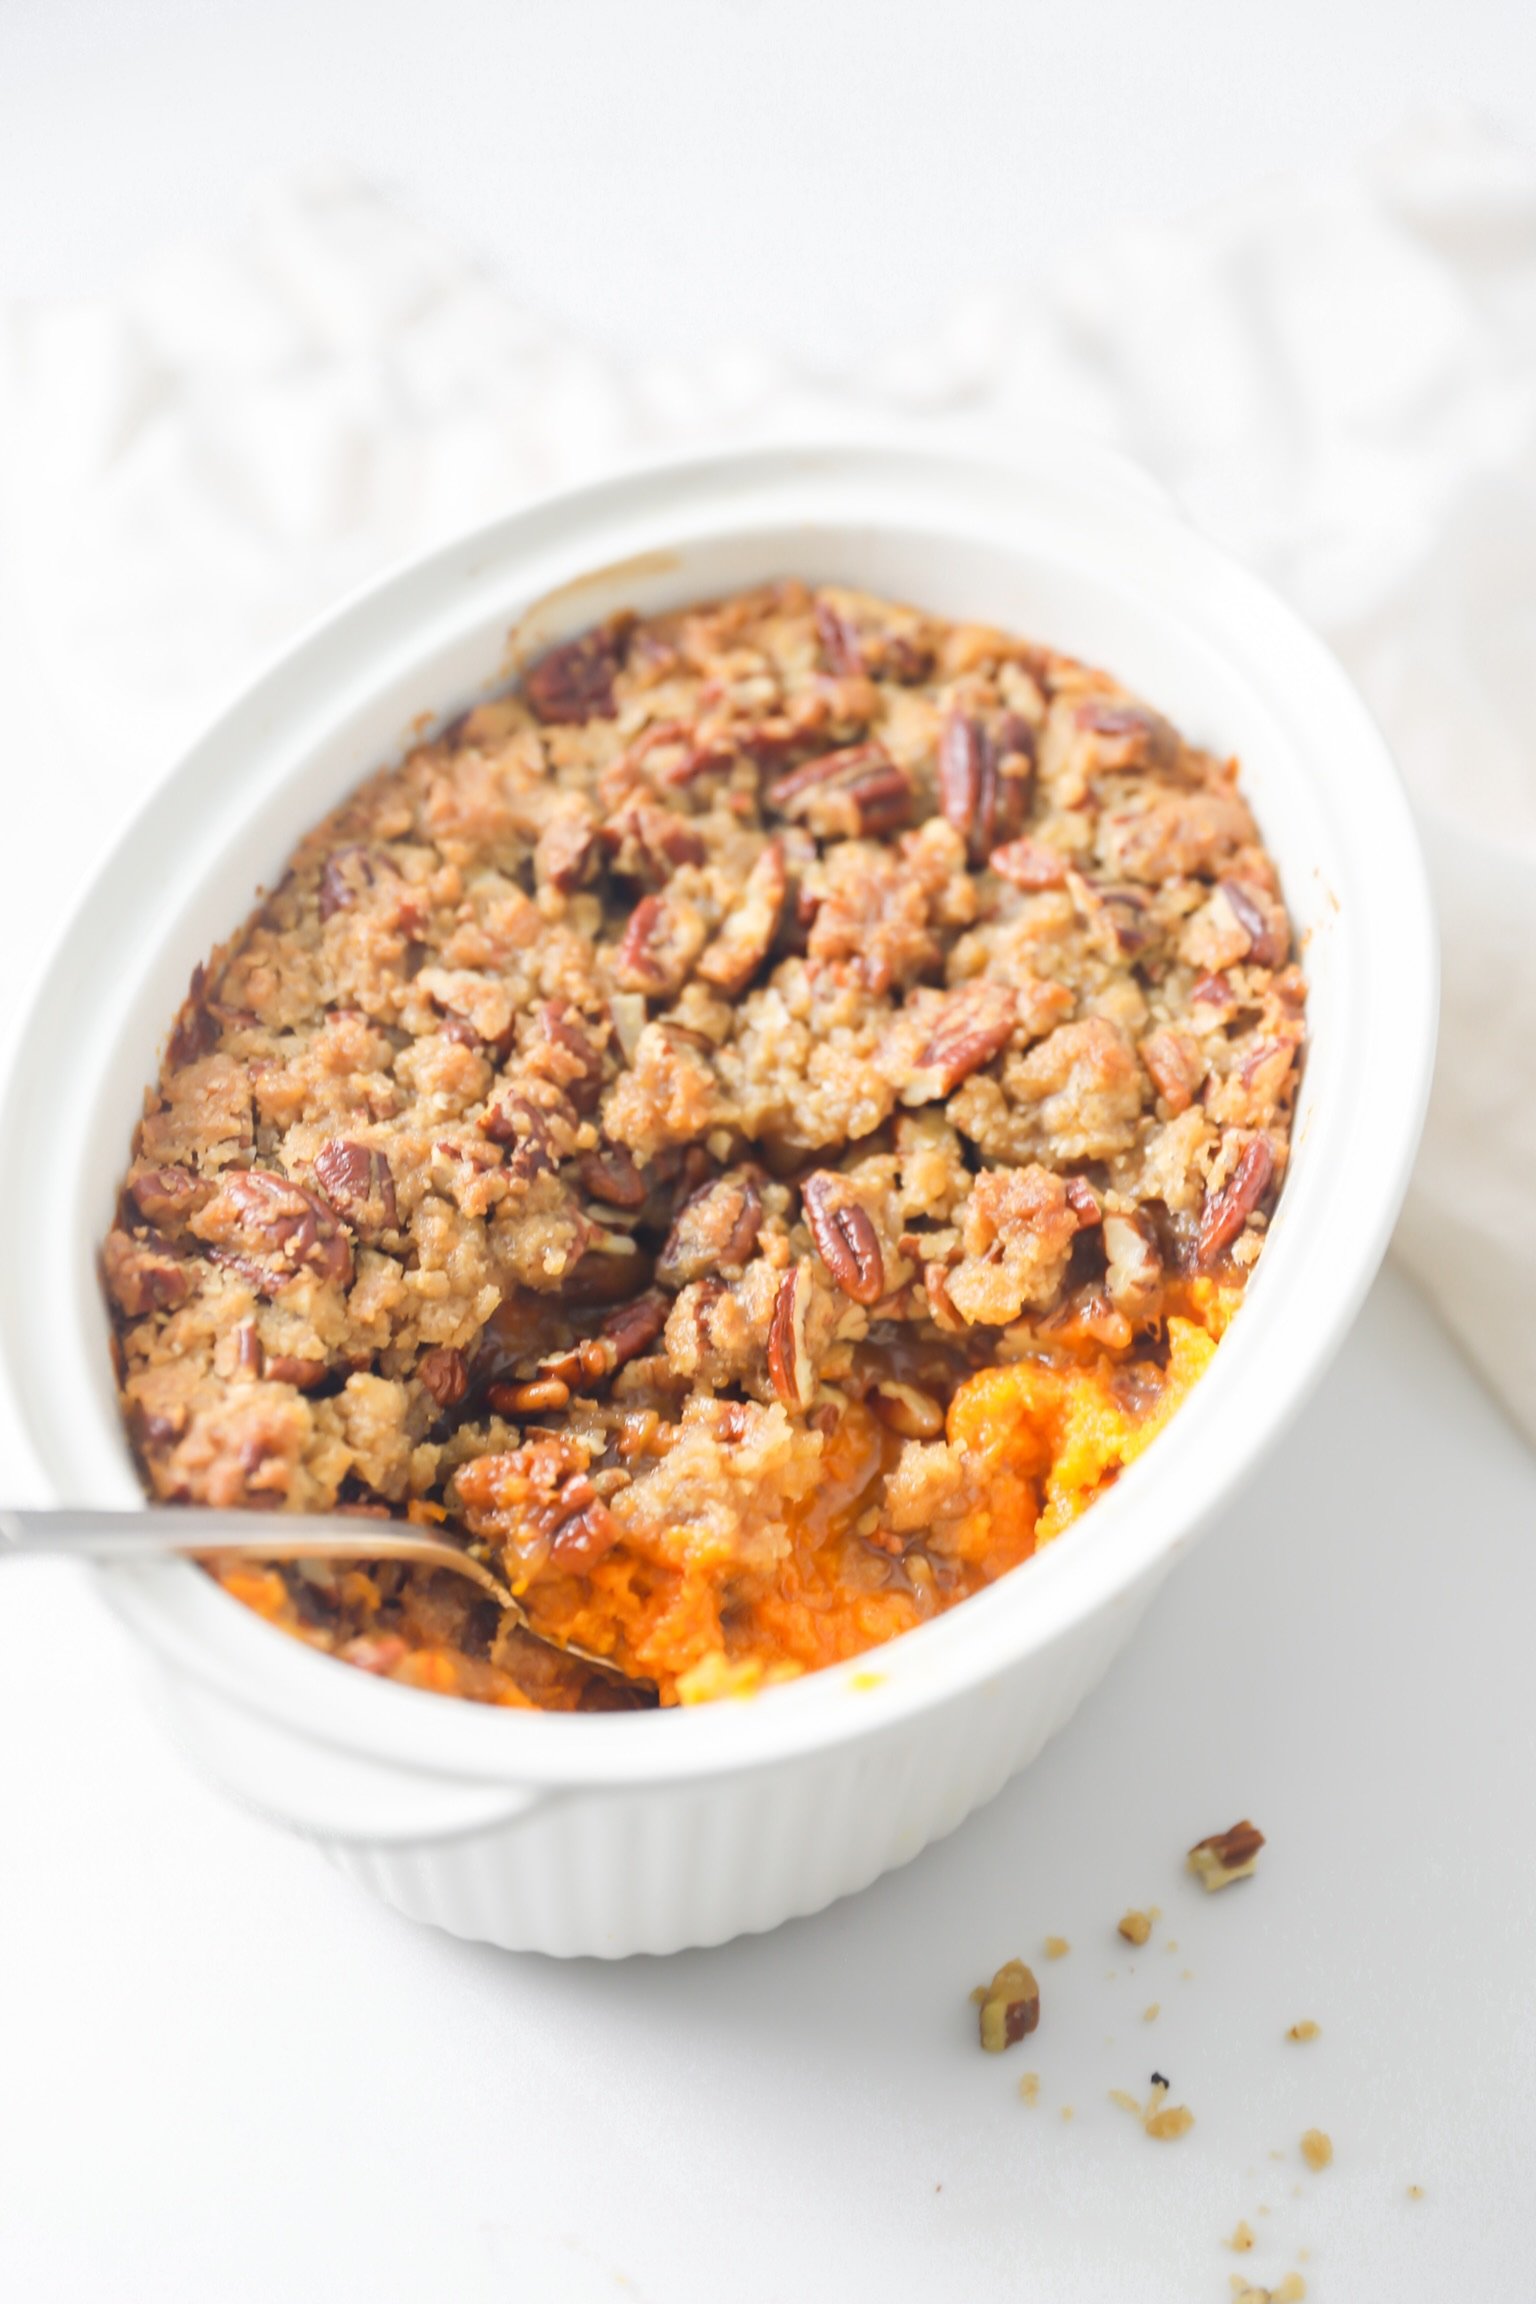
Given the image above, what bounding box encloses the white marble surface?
[3,7,1536,2300]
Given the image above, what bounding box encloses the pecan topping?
[1064,1177,1102,1229]
[548,1486,621,1571]
[313,1139,398,1234]
[1102,1212,1162,1315]
[126,1164,207,1228]
[939,708,1035,867]
[696,841,788,995]
[166,965,220,1070]
[869,1380,945,1440]
[801,1172,885,1306]
[657,1172,763,1285]
[263,1353,329,1391]
[417,1345,469,1410]
[578,1144,648,1209]
[1187,1819,1265,1891]
[102,1230,191,1318]
[974,1959,1041,2052]
[534,1290,670,1395]
[766,1262,816,1411]
[1139,1027,1204,1116]
[1220,878,1289,969]
[536,1000,607,1113]
[192,1169,354,1294]
[814,598,934,685]
[1075,697,1178,773]
[765,744,915,840]
[1197,1137,1275,1267]
[990,836,1068,891]
[612,893,685,995]
[318,844,376,922]
[907,981,1017,1099]
[480,1095,555,1181]
[600,801,707,884]
[535,813,602,895]
[522,613,635,725]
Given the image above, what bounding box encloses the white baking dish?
[0,442,1436,1956]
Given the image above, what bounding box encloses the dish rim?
[0,437,1438,1789]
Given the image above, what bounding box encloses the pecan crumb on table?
[1188,1820,1266,1890]
[974,1959,1041,2051]
[103,581,1303,1710]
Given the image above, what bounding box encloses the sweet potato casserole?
[103,581,1304,1709]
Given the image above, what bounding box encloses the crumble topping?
[103,581,1302,1707]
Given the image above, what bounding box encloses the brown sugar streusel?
[102,581,1303,1709]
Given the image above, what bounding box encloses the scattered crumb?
[1231,2277,1305,2302]
[1019,2072,1040,2106]
[1166,1939,1180,1954]
[1268,2149,1286,2163]
[1143,2004,1161,2023]
[1407,2183,1425,2201]
[1227,2220,1256,2253]
[1061,2105,1075,2123]
[1181,1968,1194,1981]
[1111,2078,1195,2141]
[1189,1820,1265,1892]
[1299,2129,1333,2173]
[1257,2204,1271,2217]
[1118,1909,1153,1946]
[973,1960,1040,2053]
[1043,1936,1071,1960]
[1286,2020,1320,2043]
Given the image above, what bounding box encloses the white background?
[3,5,1536,2300]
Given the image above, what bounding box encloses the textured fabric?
[2,116,1532,1439]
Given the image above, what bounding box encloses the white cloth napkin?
[3,115,1533,1442]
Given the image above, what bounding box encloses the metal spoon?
[0,1504,622,1675]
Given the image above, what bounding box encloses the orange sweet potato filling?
[499,1282,1236,1703]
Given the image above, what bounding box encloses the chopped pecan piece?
[1064,1177,1102,1229]
[696,841,788,995]
[102,1230,191,1318]
[1220,877,1290,969]
[578,1144,648,1209]
[192,1169,354,1295]
[1187,1819,1265,1891]
[417,1345,469,1410]
[657,1171,763,1286]
[1075,696,1178,774]
[313,1139,398,1234]
[479,1095,556,1182]
[765,744,914,840]
[1139,1027,1205,1116]
[766,1262,816,1411]
[939,708,1035,867]
[990,835,1068,891]
[814,596,934,685]
[975,1959,1041,2052]
[166,964,220,1070]
[522,613,635,725]
[801,1172,885,1306]
[1197,1137,1275,1266]
[534,813,602,895]
[317,845,377,922]
[905,981,1017,1101]
[600,801,707,884]
[1102,1212,1162,1316]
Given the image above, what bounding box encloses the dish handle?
[147,1669,550,1847]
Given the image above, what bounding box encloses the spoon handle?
[0,1504,514,1605]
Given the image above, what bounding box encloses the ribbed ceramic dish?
[0,441,1437,1955]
